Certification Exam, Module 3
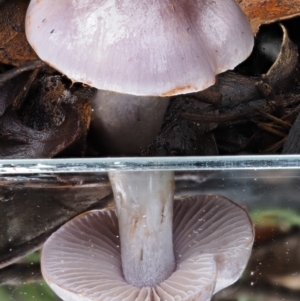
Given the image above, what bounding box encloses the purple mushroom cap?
[26,0,253,96]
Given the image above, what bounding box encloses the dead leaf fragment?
[256,24,298,94]
[237,0,300,34]
[0,0,38,65]
[0,175,111,268]
[0,108,81,158]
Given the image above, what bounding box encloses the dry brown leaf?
[237,0,300,34]
[0,0,38,66]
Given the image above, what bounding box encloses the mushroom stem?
[92,90,170,155]
[109,170,175,288]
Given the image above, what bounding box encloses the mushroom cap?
[26,0,253,96]
[41,195,254,301]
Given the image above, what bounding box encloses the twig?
[0,60,46,85]
[256,109,292,128]
[182,112,249,123]
[262,138,287,153]
[256,122,287,137]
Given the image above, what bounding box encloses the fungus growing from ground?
[25,1,255,300]
[26,0,254,155]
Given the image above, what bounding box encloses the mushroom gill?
[41,194,254,301]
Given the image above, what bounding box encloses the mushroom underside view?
[41,195,254,301]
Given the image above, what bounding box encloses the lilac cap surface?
[26,0,253,96]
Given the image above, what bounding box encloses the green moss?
[251,208,300,228]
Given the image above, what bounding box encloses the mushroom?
[25,0,254,155]
[25,1,255,300]
[90,92,170,155]
[41,193,254,301]
[25,0,253,96]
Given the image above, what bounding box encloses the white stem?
[91,90,170,155]
[109,171,175,287]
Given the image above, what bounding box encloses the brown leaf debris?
[237,0,300,34]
